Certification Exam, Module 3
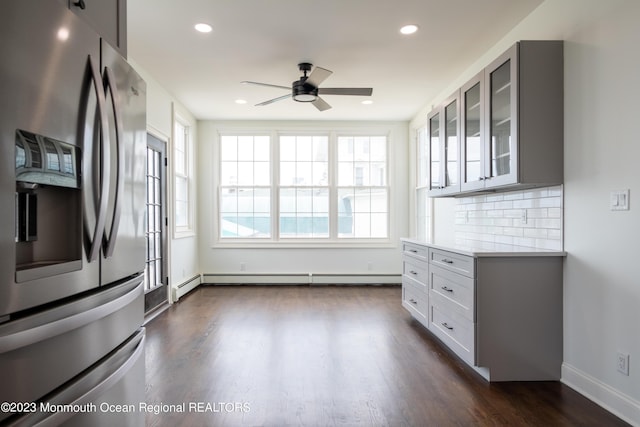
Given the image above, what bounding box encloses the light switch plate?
[610,190,630,211]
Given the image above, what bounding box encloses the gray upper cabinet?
[428,92,461,197]
[434,41,563,197]
[65,0,127,57]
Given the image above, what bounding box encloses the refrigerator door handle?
[84,55,111,262]
[102,66,123,258]
[0,277,142,354]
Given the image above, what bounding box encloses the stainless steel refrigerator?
[0,1,147,425]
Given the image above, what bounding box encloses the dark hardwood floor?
[144,285,629,427]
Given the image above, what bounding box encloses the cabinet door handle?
[441,322,454,330]
[479,177,485,181]
[441,286,453,293]
[409,249,418,253]
[409,298,418,305]
[409,270,418,275]
[441,259,454,264]
[73,0,87,9]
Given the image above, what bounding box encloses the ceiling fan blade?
[312,96,332,112]
[318,88,373,96]
[306,66,333,88]
[255,93,292,106]
[241,81,291,91]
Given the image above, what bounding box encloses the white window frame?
[172,108,195,238]
[214,125,395,248]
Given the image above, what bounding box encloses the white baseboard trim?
[562,363,640,426]
[172,274,202,302]
[202,273,402,285]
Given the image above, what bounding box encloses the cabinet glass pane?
[445,100,458,186]
[490,60,512,177]
[429,113,440,189]
[464,83,481,183]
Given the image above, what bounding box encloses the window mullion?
[328,131,338,239]
[272,130,280,242]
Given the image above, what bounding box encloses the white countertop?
[401,238,566,257]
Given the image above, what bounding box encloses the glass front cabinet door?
[460,71,485,193]
[428,92,460,196]
[484,43,518,188]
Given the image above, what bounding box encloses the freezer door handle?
[5,330,145,427]
[0,277,142,354]
[102,66,123,259]
[83,55,111,263]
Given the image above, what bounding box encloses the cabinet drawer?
[403,242,428,261]
[429,248,475,278]
[429,264,475,321]
[403,257,428,288]
[402,280,428,326]
[430,303,475,365]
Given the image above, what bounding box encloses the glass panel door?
[489,60,512,178]
[145,134,167,314]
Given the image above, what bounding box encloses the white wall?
[197,120,409,281]
[129,60,200,292]
[410,0,640,423]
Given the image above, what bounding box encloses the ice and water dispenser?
[15,129,82,282]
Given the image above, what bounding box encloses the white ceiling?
[127,0,543,121]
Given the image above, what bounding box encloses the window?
[218,131,389,243]
[337,136,388,238]
[219,135,271,238]
[415,126,431,241]
[174,118,193,234]
[280,135,329,238]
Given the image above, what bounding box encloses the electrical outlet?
[240,262,246,272]
[367,261,373,271]
[521,209,528,225]
[617,352,630,376]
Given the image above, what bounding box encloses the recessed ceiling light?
[235,99,247,104]
[194,23,212,33]
[400,24,419,35]
[362,100,373,105]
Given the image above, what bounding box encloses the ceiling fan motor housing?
[292,77,318,102]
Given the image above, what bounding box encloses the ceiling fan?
[241,62,373,111]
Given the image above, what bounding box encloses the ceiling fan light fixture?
[292,79,318,102]
[400,24,419,35]
[293,93,317,102]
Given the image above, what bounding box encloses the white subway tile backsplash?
[454,185,563,250]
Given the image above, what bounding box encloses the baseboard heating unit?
[172,274,202,301]
[202,273,401,285]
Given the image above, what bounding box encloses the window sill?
[212,239,397,249]
[173,230,196,239]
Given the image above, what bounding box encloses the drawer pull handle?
[409,270,418,275]
[409,249,418,253]
[441,259,454,264]
[409,298,418,305]
[441,322,454,330]
[441,286,453,293]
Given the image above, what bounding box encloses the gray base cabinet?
[401,239,563,382]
